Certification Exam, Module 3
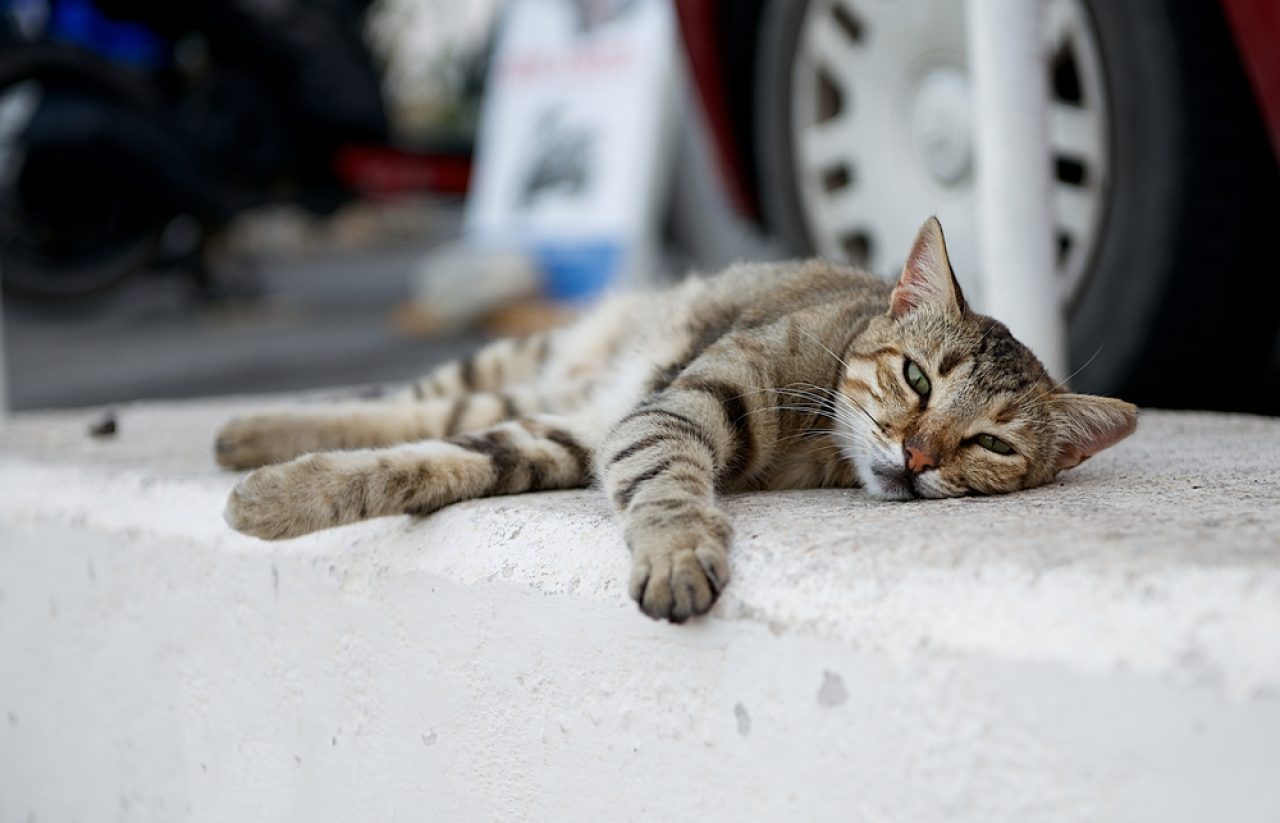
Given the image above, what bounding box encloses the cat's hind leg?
[224,416,595,540]
[403,331,554,400]
[214,387,575,470]
[401,292,637,402]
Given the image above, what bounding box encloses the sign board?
[463,0,678,299]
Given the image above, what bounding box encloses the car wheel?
[756,0,1280,411]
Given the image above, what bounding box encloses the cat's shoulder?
[703,257,884,292]
[679,258,889,315]
[634,258,890,333]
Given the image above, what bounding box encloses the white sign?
[464,0,678,298]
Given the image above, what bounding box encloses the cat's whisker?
[762,396,833,417]
[760,384,847,425]
[764,382,840,403]
[745,403,834,422]
[771,426,841,450]
[776,391,841,412]
[720,383,847,431]
[773,391,834,407]
[731,384,793,401]
[834,392,888,435]
[1039,344,1105,399]
[783,380,840,397]
[794,327,854,372]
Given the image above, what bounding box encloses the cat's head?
[837,217,1137,500]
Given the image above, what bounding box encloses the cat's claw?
[627,515,731,623]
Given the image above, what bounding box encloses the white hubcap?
[909,66,973,188]
[790,0,1109,306]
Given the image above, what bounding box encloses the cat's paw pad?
[224,456,339,540]
[627,511,731,623]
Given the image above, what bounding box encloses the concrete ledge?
[2,400,1279,821]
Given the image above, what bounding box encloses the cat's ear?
[889,217,968,319]
[1048,393,1138,471]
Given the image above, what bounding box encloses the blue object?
[48,0,166,68]
[532,240,623,300]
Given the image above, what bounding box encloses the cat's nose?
[904,444,937,473]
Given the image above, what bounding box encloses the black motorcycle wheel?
[0,47,161,300]
[0,171,159,301]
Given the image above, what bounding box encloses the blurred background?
[0,0,1276,414]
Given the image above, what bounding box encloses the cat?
[216,217,1137,622]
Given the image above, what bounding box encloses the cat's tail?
[403,331,555,401]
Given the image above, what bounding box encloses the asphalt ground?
[1,204,484,411]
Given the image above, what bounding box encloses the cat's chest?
[755,433,859,491]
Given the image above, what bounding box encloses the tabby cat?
[218,218,1137,622]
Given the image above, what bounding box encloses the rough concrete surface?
[1,399,1278,822]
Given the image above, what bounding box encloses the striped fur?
[219,218,1137,622]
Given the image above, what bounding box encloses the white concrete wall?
[2,401,1279,822]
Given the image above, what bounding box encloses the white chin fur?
[845,448,911,501]
[865,480,914,501]
[912,473,955,499]
[844,445,959,501]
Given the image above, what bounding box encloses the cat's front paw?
[627,508,731,623]
[225,455,350,540]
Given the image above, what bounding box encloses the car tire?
[756,0,1280,412]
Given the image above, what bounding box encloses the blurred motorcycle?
[0,0,389,299]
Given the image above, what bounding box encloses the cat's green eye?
[904,360,931,397]
[976,434,1014,455]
